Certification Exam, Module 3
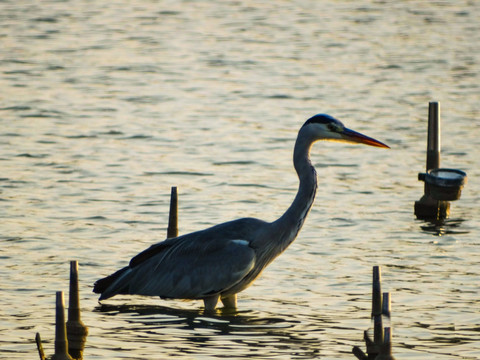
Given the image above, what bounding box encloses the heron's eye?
[328,123,342,132]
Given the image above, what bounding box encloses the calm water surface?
[1,1,479,359]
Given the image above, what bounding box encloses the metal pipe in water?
[426,102,440,171]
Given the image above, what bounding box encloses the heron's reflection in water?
[94,303,324,358]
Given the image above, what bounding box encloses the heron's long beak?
[341,128,390,148]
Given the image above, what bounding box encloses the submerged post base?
[414,195,450,220]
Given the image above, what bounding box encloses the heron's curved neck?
[271,130,318,250]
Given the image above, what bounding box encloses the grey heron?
[93,114,389,311]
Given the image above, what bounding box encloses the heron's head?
[302,114,389,148]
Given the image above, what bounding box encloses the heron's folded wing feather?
[129,239,173,267]
[128,238,255,299]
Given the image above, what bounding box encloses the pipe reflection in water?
[419,218,469,237]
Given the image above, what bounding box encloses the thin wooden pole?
[372,266,383,346]
[375,327,395,360]
[66,261,88,359]
[352,345,368,360]
[35,333,46,360]
[167,186,178,239]
[353,267,396,360]
[51,291,73,360]
[372,266,382,316]
[382,292,391,319]
[384,326,392,348]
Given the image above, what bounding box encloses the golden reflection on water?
[1,0,479,359]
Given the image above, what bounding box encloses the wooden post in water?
[352,266,395,360]
[167,186,178,239]
[372,266,383,347]
[376,293,395,360]
[363,265,384,358]
[382,292,391,319]
[66,261,88,359]
[35,333,46,360]
[375,327,394,360]
[52,291,73,360]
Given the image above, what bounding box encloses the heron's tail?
[93,266,132,300]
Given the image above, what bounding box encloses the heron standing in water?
[94,114,389,310]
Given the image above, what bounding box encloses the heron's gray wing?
[127,238,255,299]
[129,238,174,267]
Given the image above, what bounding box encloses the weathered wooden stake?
[66,261,88,359]
[52,291,73,360]
[35,332,46,360]
[375,327,394,360]
[353,266,395,360]
[352,343,368,360]
[371,266,382,316]
[372,266,383,352]
[382,292,391,320]
[167,186,178,239]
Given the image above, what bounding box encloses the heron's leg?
[203,295,219,311]
[221,294,237,309]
